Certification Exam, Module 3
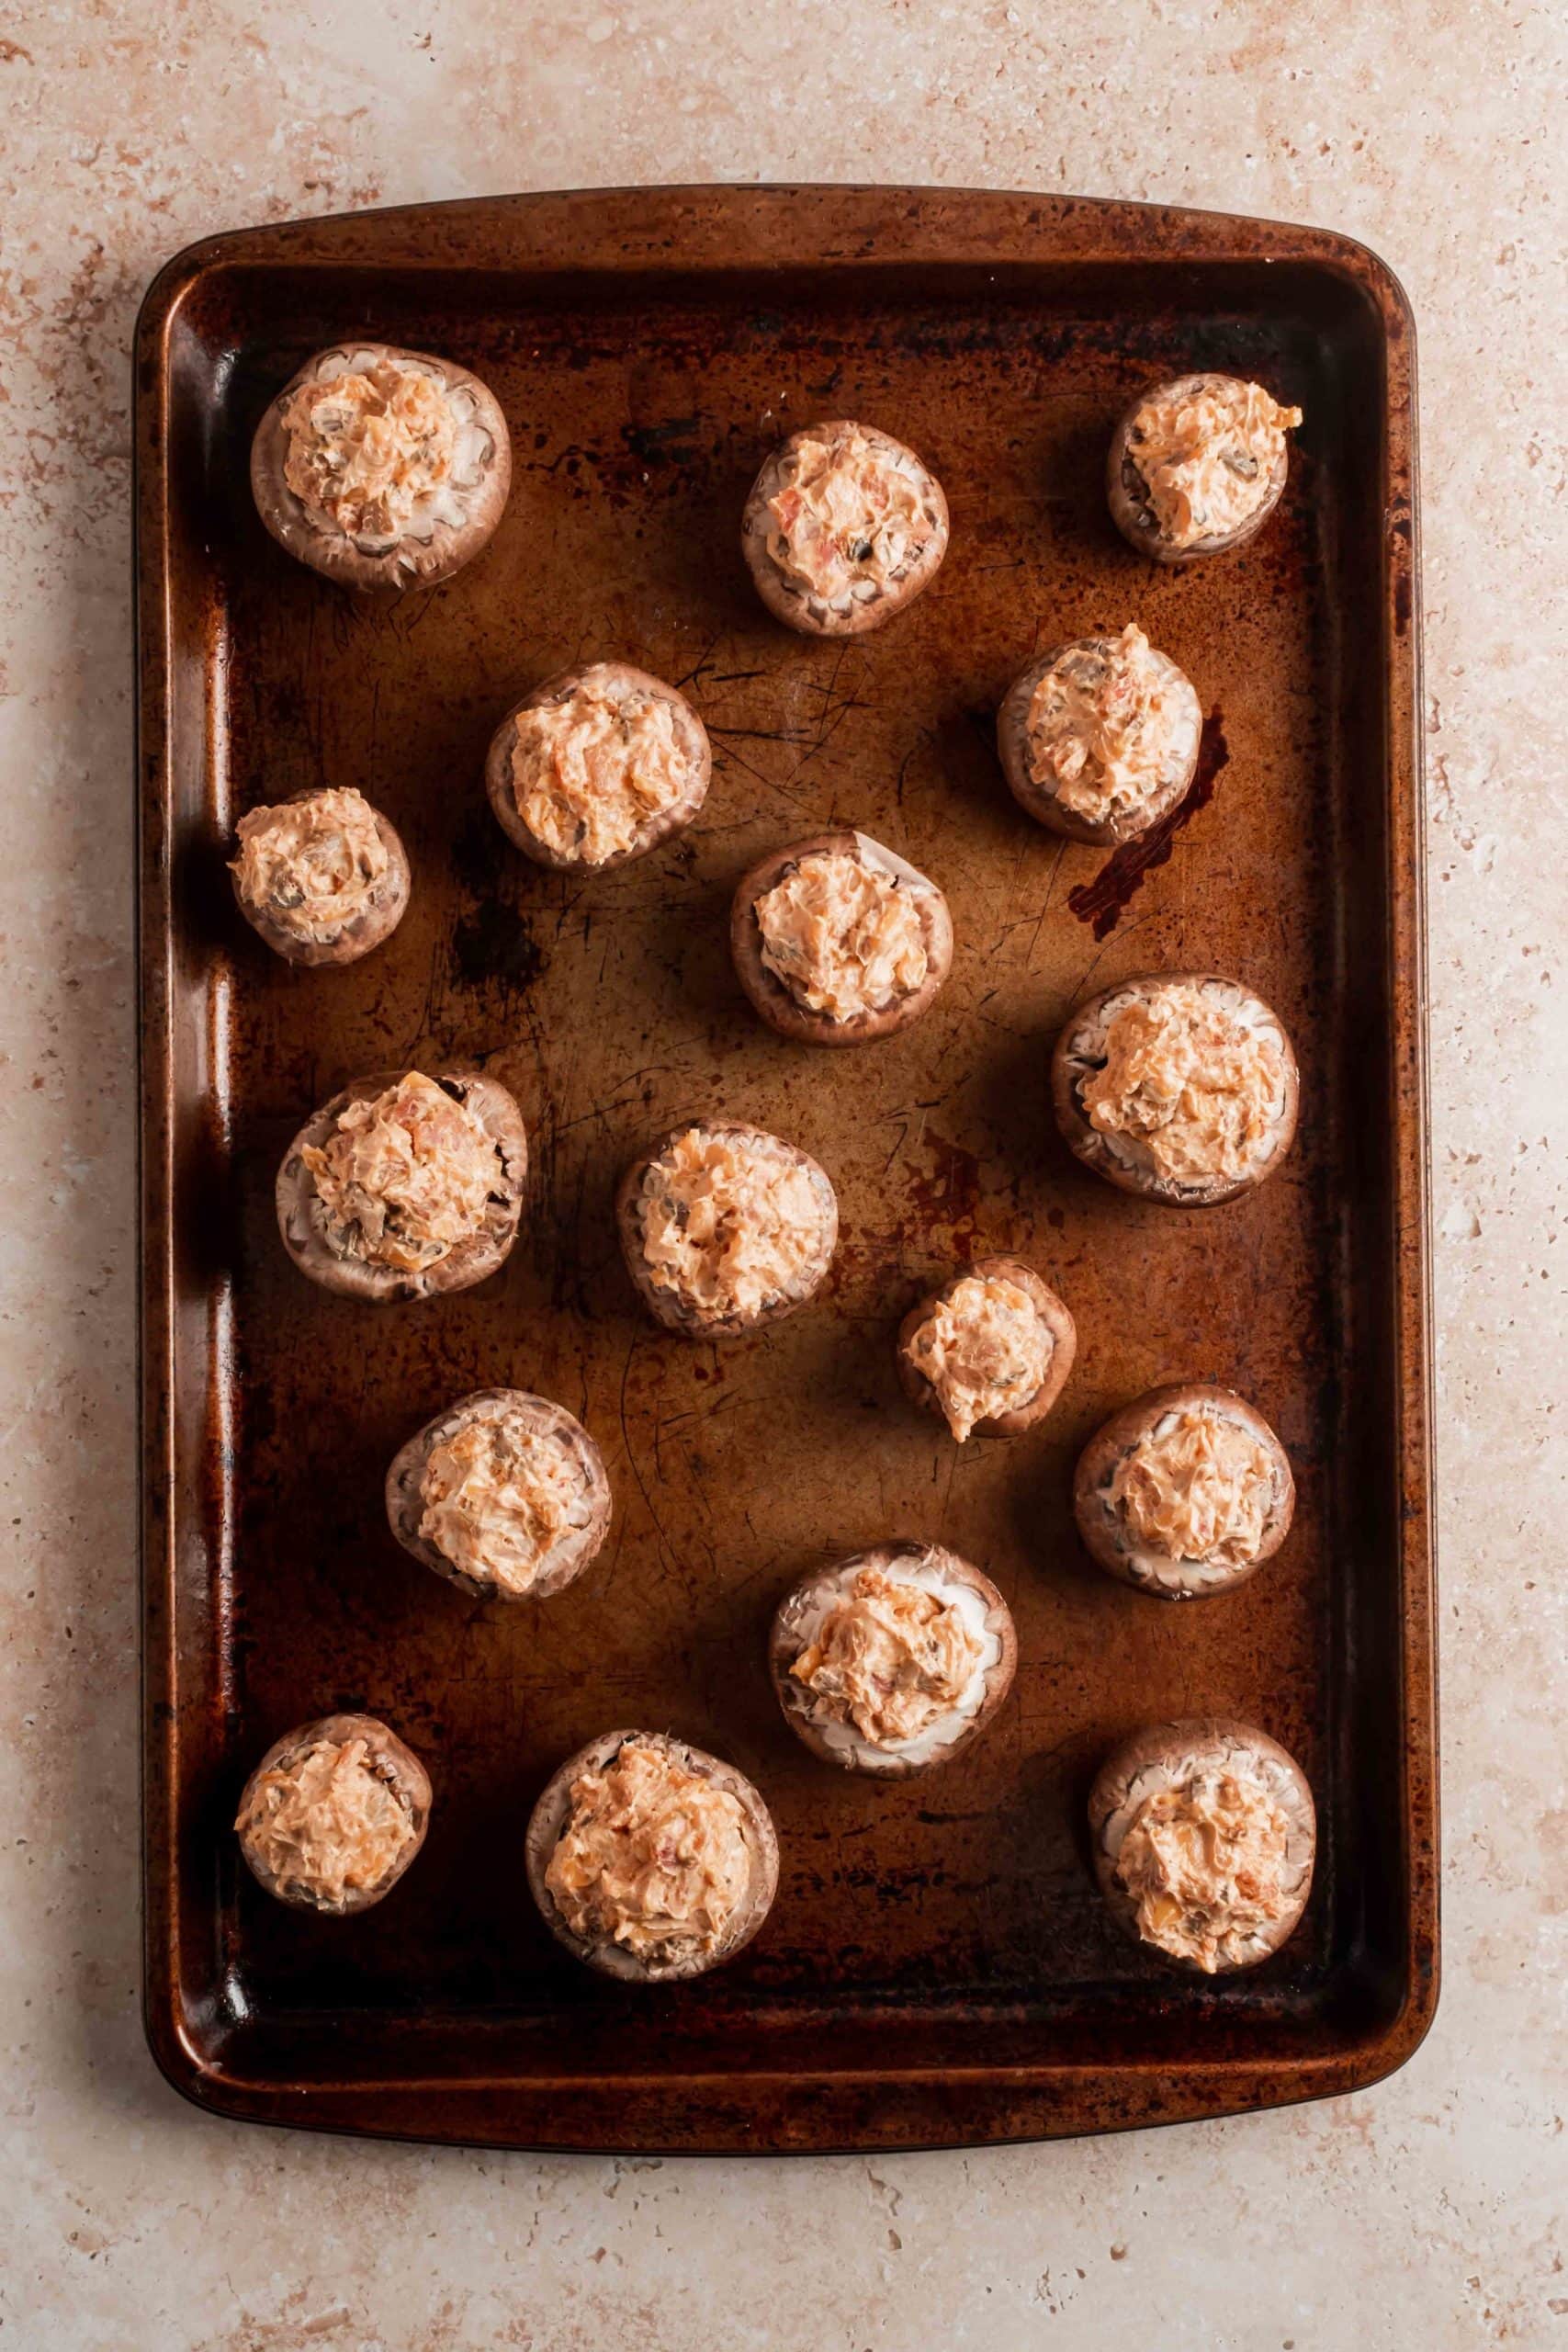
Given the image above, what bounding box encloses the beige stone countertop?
[3,1,1564,2344]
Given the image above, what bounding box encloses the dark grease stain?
[1393,569,1412,632]
[623,415,703,466]
[450,902,547,992]
[1066,710,1230,942]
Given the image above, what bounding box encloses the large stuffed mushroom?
[234,1712,432,1916]
[251,341,511,594]
[385,1388,612,1603]
[276,1067,527,1303]
[730,830,953,1047]
[741,419,949,636]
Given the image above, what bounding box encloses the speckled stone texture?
[1,1,1564,2345]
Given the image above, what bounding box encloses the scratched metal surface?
[141,190,1431,2149]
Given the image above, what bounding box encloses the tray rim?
[136,180,1436,2154]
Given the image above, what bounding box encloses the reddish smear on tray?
[1066,710,1230,942]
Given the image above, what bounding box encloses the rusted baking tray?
[136,186,1435,2153]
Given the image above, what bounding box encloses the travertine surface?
[2,1,1564,2344]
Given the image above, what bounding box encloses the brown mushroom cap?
[230,788,412,967]
[384,1387,612,1602]
[615,1118,839,1339]
[896,1255,1077,1439]
[250,342,512,594]
[484,662,712,872]
[276,1067,528,1304]
[740,419,950,637]
[995,636,1201,846]
[525,1728,780,1983]
[1073,1383,1294,1600]
[235,1711,433,1917]
[1106,373,1292,565]
[728,830,954,1046]
[768,1540,1017,1778]
[1051,970,1300,1207]
[1088,1716,1316,1971]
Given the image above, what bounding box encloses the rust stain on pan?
[1066,712,1230,941]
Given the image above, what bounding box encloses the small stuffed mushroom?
[229,786,410,967]
[741,419,949,636]
[616,1119,838,1339]
[1107,373,1303,565]
[730,830,953,1046]
[525,1729,779,1983]
[1052,971,1299,1208]
[250,342,511,594]
[1088,1717,1316,1973]
[897,1256,1076,1442]
[485,662,711,873]
[276,1067,527,1303]
[234,1712,432,1917]
[997,625,1201,846]
[385,1388,611,1603]
[1074,1383,1294,1600]
[770,1540,1016,1778]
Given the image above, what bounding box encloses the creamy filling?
[754,849,928,1021]
[790,1563,986,1747]
[765,428,937,605]
[1079,983,1289,1186]
[231,786,389,942]
[1024,624,1201,824]
[511,674,691,864]
[236,1736,415,1907]
[637,1127,833,1319]
[1114,1768,1292,1972]
[1110,1404,1275,1566]
[301,1071,502,1272]
[544,1741,750,1970]
[908,1274,1052,1442]
[1127,379,1303,549]
[281,352,494,548]
[419,1414,592,1596]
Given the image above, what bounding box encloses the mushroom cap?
[276,1067,528,1304]
[1050,970,1300,1207]
[769,1539,1017,1778]
[740,419,950,637]
[1073,1382,1295,1599]
[1088,1716,1316,1971]
[235,1711,433,1917]
[384,1387,612,1602]
[250,342,512,594]
[230,788,412,967]
[995,636,1201,846]
[615,1118,839,1339]
[895,1254,1077,1438]
[728,829,954,1047]
[484,662,712,872]
[525,1728,780,1983]
[1105,372,1292,565]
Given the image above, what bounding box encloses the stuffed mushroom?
[525,1729,779,1983]
[616,1119,838,1339]
[229,786,410,966]
[251,342,511,594]
[770,1541,1016,1777]
[897,1256,1076,1442]
[1074,1384,1293,1599]
[741,419,949,636]
[385,1388,611,1602]
[997,624,1201,845]
[485,662,711,872]
[1107,373,1302,564]
[1089,1717,1316,1973]
[1052,972,1299,1207]
[276,1067,527,1303]
[730,830,953,1046]
[234,1712,432,1916]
